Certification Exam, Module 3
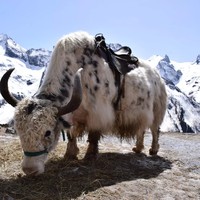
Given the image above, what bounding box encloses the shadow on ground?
[0,152,172,200]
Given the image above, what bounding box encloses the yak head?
[0,68,82,176]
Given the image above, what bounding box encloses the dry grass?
[0,127,200,200]
[0,128,173,200]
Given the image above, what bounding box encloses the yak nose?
[22,156,46,175]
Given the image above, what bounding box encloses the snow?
[147,55,163,67]
[7,38,26,53]
[146,55,200,133]
[0,105,14,124]
[148,55,200,104]
[0,46,5,55]
[0,54,44,124]
[28,48,51,56]
[0,62,44,124]
[0,34,6,55]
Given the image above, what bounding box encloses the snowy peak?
[26,48,51,68]
[6,39,28,62]
[0,33,51,68]
[157,55,182,85]
[195,54,200,64]
[0,34,8,55]
[164,81,200,133]
[162,54,171,63]
[0,33,27,61]
[0,33,9,43]
[147,55,200,133]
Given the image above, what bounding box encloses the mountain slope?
[148,55,200,133]
[0,34,51,123]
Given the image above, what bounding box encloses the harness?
[94,33,139,109]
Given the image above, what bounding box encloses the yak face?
[14,98,70,175]
[0,68,82,175]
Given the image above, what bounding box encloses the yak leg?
[64,125,85,160]
[149,127,160,155]
[132,130,145,153]
[64,130,79,160]
[84,131,101,160]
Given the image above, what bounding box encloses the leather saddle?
[94,33,139,110]
[95,33,138,75]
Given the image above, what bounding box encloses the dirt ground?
[0,127,199,200]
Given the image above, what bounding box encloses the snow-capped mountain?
[0,34,51,123]
[148,55,200,133]
[0,34,200,133]
[156,55,182,85]
[0,34,51,68]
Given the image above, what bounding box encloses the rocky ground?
[0,127,200,200]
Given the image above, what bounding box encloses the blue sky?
[0,0,199,62]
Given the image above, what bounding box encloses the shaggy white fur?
[2,31,167,175]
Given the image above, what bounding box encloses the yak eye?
[45,130,51,137]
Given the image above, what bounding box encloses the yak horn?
[0,68,19,107]
[57,69,82,116]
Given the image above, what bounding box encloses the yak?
[0,31,167,175]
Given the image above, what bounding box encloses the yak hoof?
[132,147,142,154]
[149,148,158,155]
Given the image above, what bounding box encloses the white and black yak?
[0,31,167,175]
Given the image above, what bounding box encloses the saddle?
[95,33,138,75]
[94,33,139,109]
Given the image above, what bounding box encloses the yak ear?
[57,69,82,116]
[0,68,19,107]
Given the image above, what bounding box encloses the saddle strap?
[94,33,138,110]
